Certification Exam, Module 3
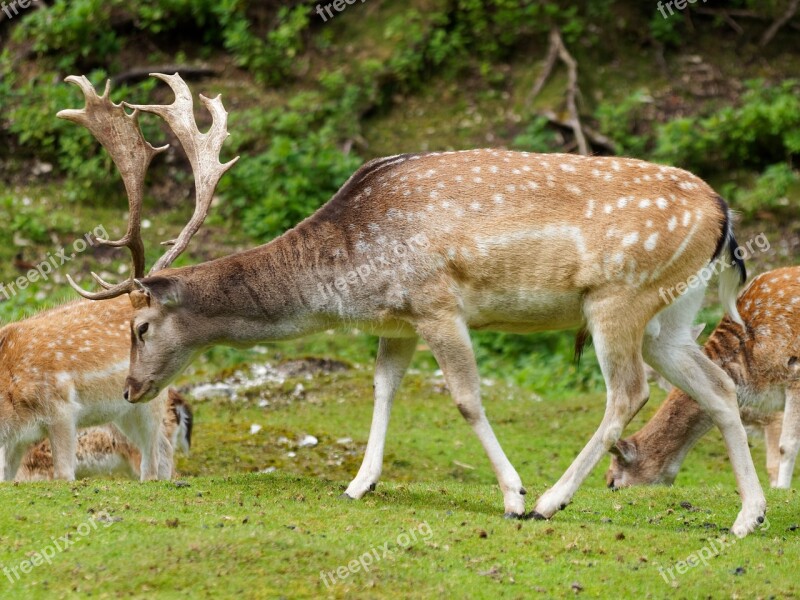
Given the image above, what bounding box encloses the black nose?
[123,389,129,401]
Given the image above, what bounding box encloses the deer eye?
[137,322,149,340]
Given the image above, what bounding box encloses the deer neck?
[165,223,350,347]
[630,387,714,483]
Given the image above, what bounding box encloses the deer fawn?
[607,266,800,490]
[0,296,176,481]
[60,72,765,536]
[12,389,192,481]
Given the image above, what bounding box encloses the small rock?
[336,437,352,445]
[250,424,262,435]
[174,481,190,488]
[298,434,318,448]
[260,467,277,474]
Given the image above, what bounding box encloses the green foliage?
[217,133,361,241]
[511,116,559,153]
[220,4,310,85]
[653,80,800,174]
[594,90,653,157]
[728,163,800,216]
[474,330,605,395]
[15,0,123,69]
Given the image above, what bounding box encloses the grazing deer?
[607,266,800,490]
[14,389,193,481]
[0,296,175,481]
[60,72,765,536]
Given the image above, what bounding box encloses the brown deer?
[60,72,765,536]
[607,266,800,489]
[0,296,175,481]
[12,389,192,481]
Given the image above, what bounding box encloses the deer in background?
[61,72,765,536]
[607,266,800,490]
[0,296,176,481]
[12,389,192,481]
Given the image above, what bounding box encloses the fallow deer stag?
[607,266,800,490]
[0,296,175,481]
[61,72,766,536]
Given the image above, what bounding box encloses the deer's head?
[58,73,238,402]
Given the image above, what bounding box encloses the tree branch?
[760,0,800,47]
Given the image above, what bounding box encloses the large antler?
[128,73,239,272]
[58,76,168,299]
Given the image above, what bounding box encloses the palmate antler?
[58,76,167,299]
[59,73,239,299]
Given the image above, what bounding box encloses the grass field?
[0,339,797,599]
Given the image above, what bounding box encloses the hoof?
[526,511,548,521]
[339,492,355,501]
[368,483,376,492]
[519,487,527,496]
[503,512,526,520]
[560,503,568,511]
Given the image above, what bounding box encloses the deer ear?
[691,323,706,340]
[134,276,183,308]
[609,439,636,465]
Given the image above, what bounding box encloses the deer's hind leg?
[775,385,800,489]
[643,282,765,537]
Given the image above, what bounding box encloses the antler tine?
[127,73,239,273]
[58,75,169,299]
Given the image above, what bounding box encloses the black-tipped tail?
[713,196,746,325]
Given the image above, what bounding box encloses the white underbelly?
[463,287,584,332]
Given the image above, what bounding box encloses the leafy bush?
[653,80,800,175]
[728,163,799,216]
[218,134,361,241]
[511,116,559,153]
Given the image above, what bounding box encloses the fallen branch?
[526,32,560,104]
[760,0,800,46]
[694,6,800,32]
[538,110,617,153]
[527,28,590,156]
[553,30,589,156]
[111,66,218,86]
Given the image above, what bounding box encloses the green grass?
[1,355,797,599]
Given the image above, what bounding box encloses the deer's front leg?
[417,317,526,517]
[343,336,417,499]
[49,418,77,481]
[764,413,783,487]
[3,442,25,482]
[776,386,800,489]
